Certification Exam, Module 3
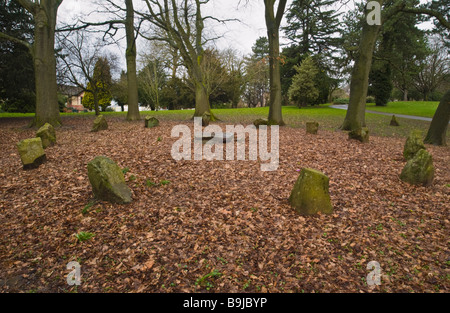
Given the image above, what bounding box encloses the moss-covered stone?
[403,130,426,160]
[87,156,132,204]
[253,118,269,127]
[202,112,211,127]
[17,137,46,169]
[390,115,400,126]
[145,116,160,128]
[91,115,108,132]
[36,123,56,148]
[289,168,333,215]
[306,122,319,134]
[400,149,434,186]
[348,127,369,143]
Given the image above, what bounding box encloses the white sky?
[58,0,434,72]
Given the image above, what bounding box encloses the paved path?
[329,104,442,122]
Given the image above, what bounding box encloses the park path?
[328,104,445,122]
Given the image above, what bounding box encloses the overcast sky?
[58,0,433,72]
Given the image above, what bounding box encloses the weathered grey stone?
[36,123,56,148]
[289,168,333,215]
[202,112,211,127]
[87,156,132,204]
[400,149,434,186]
[17,137,46,169]
[253,118,269,127]
[403,130,426,160]
[306,122,319,134]
[145,116,160,128]
[348,127,369,143]
[390,115,400,126]
[91,115,108,132]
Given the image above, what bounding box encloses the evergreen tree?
[288,56,319,106]
[81,57,112,114]
[0,0,35,113]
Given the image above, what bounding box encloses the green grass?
[2,102,446,140]
[366,101,439,118]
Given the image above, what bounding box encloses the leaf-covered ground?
[0,116,449,293]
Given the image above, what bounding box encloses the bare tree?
[57,30,116,115]
[0,0,63,127]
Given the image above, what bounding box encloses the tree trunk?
[424,90,449,146]
[403,89,408,101]
[341,5,382,131]
[125,0,140,121]
[193,82,211,118]
[265,0,286,126]
[31,3,61,127]
[93,92,100,116]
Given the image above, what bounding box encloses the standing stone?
[91,115,108,132]
[145,116,160,128]
[348,127,369,143]
[253,118,269,127]
[390,115,400,126]
[36,123,56,148]
[17,137,46,169]
[87,156,132,204]
[306,122,319,134]
[403,130,426,160]
[289,168,333,215]
[202,112,211,127]
[400,149,434,186]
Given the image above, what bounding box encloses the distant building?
[58,85,87,112]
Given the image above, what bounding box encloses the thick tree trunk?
[424,90,450,146]
[193,82,211,118]
[265,1,286,126]
[31,4,61,127]
[341,6,382,131]
[125,0,140,121]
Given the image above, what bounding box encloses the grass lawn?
[1,103,445,141]
[366,101,439,118]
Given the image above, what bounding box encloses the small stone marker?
[253,118,269,127]
[306,122,319,134]
[87,156,132,204]
[36,123,56,148]
[145,116,159,128]
[91,115,108,132]
[390,115,400,126]
[348,127,369,143]
[400,149,434,186]
[17,137,46,169]
[403,130,426,160]
[289,168,333,215]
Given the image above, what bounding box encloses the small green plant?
[122,167,130,174]
[157,136,162,142]
[81,200,96,215]
[160,180,171,186]
[195,269,222,290]
[250,207,258,213]
[129,175,137,181]
[146,179,157,187]
[75,232,95,242]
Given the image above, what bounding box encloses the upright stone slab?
[91,115,108,132]
[348,127,369,143]
[17,137,46,169]
[145,116,159,128]
[403,130,426,160]
[400,149,434,186]
[87,156,132,204]
[306,122,319,134]
[289,168,333,215]
[36,123,56,148]
[390,115,400,126]
[202,112,211,127]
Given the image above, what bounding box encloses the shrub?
[333,98,349,104]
